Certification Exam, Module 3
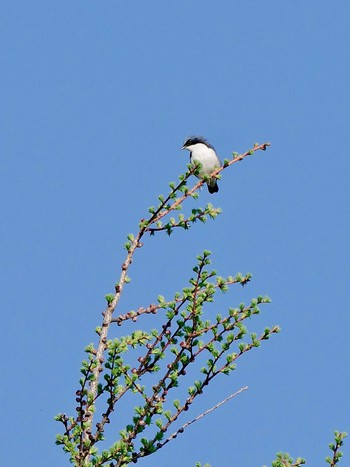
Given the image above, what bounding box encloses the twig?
[111,273,251,326]
[159,386,248,448]
[328,431,348,466]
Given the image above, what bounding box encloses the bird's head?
[181,136,212,151]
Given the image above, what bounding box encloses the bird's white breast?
[189,143,220,175]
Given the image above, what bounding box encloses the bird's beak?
[180,145,185,150]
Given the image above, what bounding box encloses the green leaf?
[105,294,114,304]
[173,399,180,410]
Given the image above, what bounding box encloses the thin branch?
[111,273,251,326]
[146,210,212,233]
[158,386,248,449]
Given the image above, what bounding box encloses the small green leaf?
[173,399,180,410]
[105,294,114,304]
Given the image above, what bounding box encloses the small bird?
[181,136,221,193]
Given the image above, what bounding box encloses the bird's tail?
[208,181,219,194]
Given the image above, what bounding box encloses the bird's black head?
[181,136,213,150]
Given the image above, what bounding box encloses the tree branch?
[74,142,270,462]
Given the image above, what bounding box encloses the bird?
[181,136,221,193]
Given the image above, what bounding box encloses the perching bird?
[181,136,221,193]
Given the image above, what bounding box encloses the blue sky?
[1,2,350,466]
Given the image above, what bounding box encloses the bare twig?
[158,386,248,448]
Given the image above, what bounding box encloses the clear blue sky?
[1,2,350,466]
